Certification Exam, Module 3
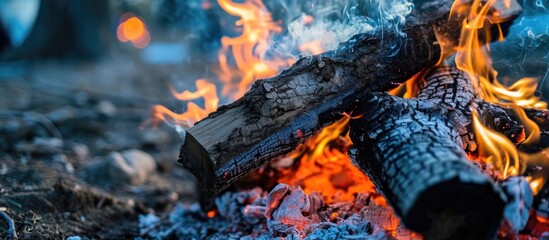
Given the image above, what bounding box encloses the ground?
[0,48,202,239]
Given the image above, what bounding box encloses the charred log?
[178,0,521,199]
[349,67,508,239]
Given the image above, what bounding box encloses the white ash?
[139,183,415,239]
[498,176,534,233]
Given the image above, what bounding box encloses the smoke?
[490,11,549,99]
[264,0,414,60]
[519,0,548,15]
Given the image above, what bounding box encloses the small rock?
[141,128,173,148]
[71,143,90,161]
[0,119,29,141]
[85,149,156,186]
[1,119,24,134]
[46,106,78,123]
[53,154,75,174]
[73,91,90,106]
[96,101,117,117]
[0,162,7,175]
[33,137,63,148]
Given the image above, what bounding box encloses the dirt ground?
[0,48,203,239]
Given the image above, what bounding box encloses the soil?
[0,50,202,239]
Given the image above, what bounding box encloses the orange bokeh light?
[116,13,150,49]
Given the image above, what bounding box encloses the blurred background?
[0,0,547,238]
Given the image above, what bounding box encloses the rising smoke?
[264,0,414,60]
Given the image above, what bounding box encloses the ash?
[139,184,416,239]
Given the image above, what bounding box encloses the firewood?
[348,67,511,239]
[178,0,521,199]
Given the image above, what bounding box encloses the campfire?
[143,0,549,239]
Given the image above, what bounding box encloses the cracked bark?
[178,0,484,199]
[349,67,509,240]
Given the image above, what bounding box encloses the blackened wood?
[509,108,549,154]
[349,68,507,240]
[179,0,466,197]
[524,108,549,131]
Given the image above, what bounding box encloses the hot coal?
[139,183,417,239]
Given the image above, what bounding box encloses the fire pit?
[1,0,548,239]
[137,0,549,239]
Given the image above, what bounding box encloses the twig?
[0,209,17,239]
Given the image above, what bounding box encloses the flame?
[330,212,339,221]
[529,177,546,195]
[150,80,218,128]
[150,2,369,204]
[117,13,150,49]
[448,0,548,185]
[216,0,285,99]
[151,0,327,128]
[472,110,520,178]
[278,117,380,204]
[450,0,546,108]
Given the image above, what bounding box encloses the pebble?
[85,149,156,186]
[53,154,75,174]
[46,106,78,123]
[141,128,173,148]
[71,143,90,161]
[32,137,63,148]
[0,162,7,175]
[73,91,90,106]
[96,101,117,117]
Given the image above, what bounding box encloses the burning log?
[347,66,546,239]
[178,0,521,199]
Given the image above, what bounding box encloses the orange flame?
[117,13,150,49]
[450,0,548,185]
[217,0,285,99]
[472,110,520,178]
[151,0,325,128]
[278,117,380,204]
[451,0,545,108]
[150,80,218,128]
[529,176,546,195]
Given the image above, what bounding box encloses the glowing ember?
[207,210,217,218]
[277,117,381,204]
[117,13,151,49]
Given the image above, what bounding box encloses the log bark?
[349,67,507,239]
[178,0,491,198]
